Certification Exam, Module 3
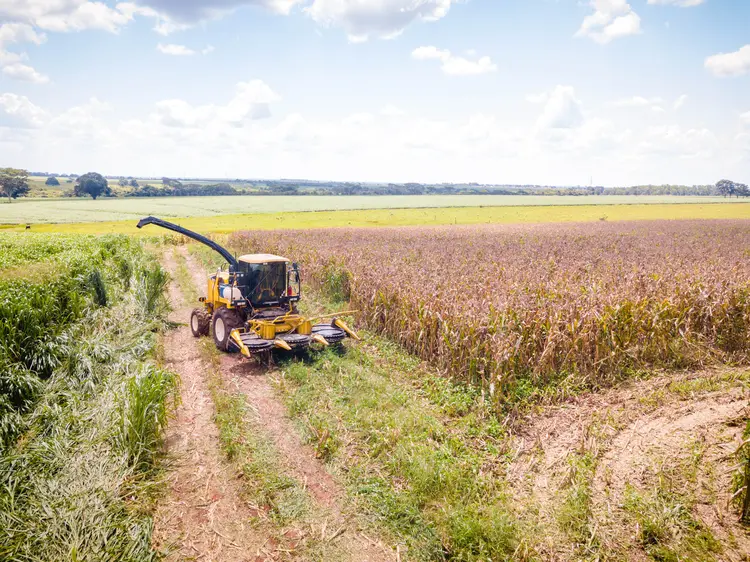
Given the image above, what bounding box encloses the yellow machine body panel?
[205,271,242,310]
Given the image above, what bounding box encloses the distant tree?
[118,178,128,187]
[75,172,110,200]
[45,176,60,186]
[129,178,139,187]
[161,177,182,188]
[736,183,750,198]
[716,179,737,198]
[0,168,29,202]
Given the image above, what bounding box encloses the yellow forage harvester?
[137,216,359,356]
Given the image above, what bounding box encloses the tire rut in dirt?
[180,246,396,562]
[152,249,264,561]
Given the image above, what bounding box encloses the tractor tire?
[212,307,243,352]
[190,308,211,338]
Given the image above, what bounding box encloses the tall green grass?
[0,233,176,559]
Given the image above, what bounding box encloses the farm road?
[155,246,395,561]
[153,249,264,561]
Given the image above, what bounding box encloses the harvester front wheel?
[212,307,242,352]
[190,308,210,337]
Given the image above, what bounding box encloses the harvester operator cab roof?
[237,254,299,307]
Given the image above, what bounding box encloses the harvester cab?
[136,216,359,357]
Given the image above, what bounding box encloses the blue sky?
[0,0,748,186]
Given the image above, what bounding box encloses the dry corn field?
[231,220,750,408]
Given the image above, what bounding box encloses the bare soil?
[152,249,265,561]
[180,247,395,562]
[507,369,750,560]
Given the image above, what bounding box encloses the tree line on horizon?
[1,168,749,201]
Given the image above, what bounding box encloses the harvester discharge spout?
[137,215,238,270]
[136,215,360,358]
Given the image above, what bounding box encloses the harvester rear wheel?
[212,307,243,352]
[190,308,210,337]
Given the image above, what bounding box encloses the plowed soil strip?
[153,249,264,561]
[180,246,395,561]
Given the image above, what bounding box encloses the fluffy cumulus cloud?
[306,0,453,42]
[2,62,49,83]
[151,79,280,128]
[0,78,739,185]
[0,92,47,127]
[0,2,140,83]
[411,46,497,76]
[0,0,135,33]
[576,0,641,44]
[125,0,301,34]
[535,85,584,130]
[0,23,48,83]
[705,45,750,77]
[133,0,300,21]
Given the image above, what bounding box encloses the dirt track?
[154,246,394,561]
[153,249,264,561]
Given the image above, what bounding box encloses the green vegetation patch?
[0,233,176,560]
[275,339,521,561]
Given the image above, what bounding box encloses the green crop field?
[2,201,749,235]
[0,194,744,225]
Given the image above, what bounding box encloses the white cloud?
[0,23,47,80]
[612,95,664,108]
[123,0,302,34]
[0,82,737,186]
[152,79,280,128]
[536,85,584,130]
[201,45,214,55]
[306,0,454,42]
[37,2,132,32]
[0,93,47,127]
[157,43,195,56]
[343,112,375,126]
[705,45,750,77]
[740,111,750,127]
[49,97,110,130]
[2,62,49,83]
[0,1,136,33]
[132,0,300,20]
[0,3,137,84]
[576,0,642,44]
[412,45,497,76]
[0,23,46,46]
[526,92,549,104]
[673,94,688,110]
[637,125,717,159]
[380,104,405,117]
[647,0,704,5]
